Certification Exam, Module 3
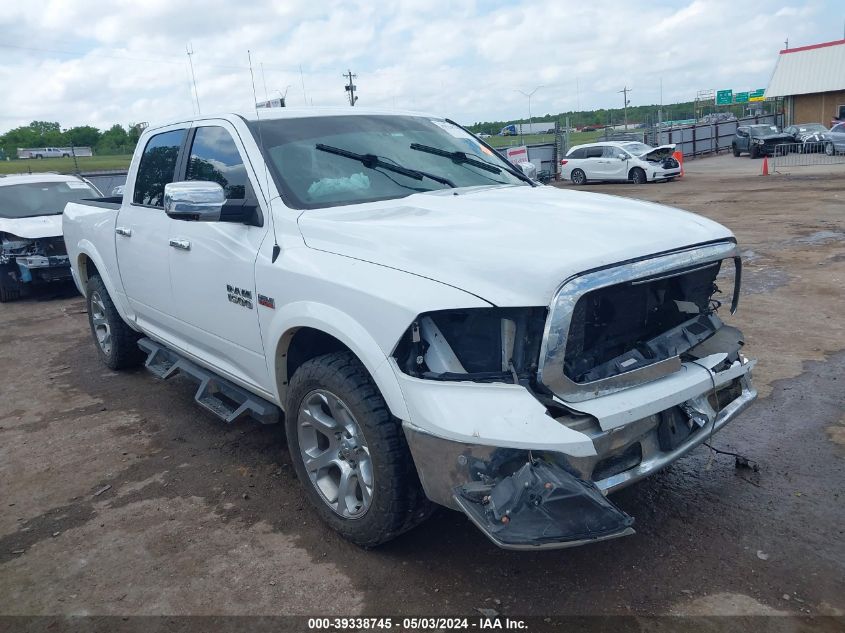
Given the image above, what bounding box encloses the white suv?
[561,141,680,185]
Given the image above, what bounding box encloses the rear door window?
[133,129,186,207]
[567,148,586,159]
[584,146,604,159]
[186,126,249,199]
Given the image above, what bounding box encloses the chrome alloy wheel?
[297,389,374,518]
[89,291,112,355]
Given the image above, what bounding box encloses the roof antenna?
[248,50,281,263]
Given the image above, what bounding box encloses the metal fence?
[653,113,784,158]
[769,142,845,171]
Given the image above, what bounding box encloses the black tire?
[86,275,144,370]
[825,142,835,156]
[0,264,21,302]
[570,169,587,185]
[749,145,758,159]
[35,154,43,159]
[630,167,647,184]
[732,144,740,157]
[285,351,432,548]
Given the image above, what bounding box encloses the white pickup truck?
[63,108,756,550]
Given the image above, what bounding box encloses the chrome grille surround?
[537,241,741,403]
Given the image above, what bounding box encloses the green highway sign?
[734,92,749,103]
[749,88,766,102]
[716,89,733,105]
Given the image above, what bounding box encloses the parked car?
[0,173,101,301]
[560,141,680,185]
[731,125,793,158]
[821,122,845,155]
[63,109,756,550]
[28,147,71,159]
[783,123,828,153]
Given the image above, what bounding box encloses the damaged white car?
[0,173,101,302]
[63,109,755,550]
[561,141,681,185]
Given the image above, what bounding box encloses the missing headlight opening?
[395,307,548,384]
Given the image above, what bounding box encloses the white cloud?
[0,0,837,132]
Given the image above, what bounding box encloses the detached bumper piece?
[453,461,634,550]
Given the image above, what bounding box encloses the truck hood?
[297,185,734,306]
[0,214,63,239]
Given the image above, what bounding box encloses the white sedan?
[560,141,681,185]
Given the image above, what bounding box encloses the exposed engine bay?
[0,233,71,284]
[394,258,739,393]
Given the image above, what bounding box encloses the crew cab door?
[166,122,271,392]
[115,126,187,338]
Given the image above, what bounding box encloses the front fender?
[265,301,410,420]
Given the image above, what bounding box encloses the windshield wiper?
[315,144,455,188]
[409,143,504,175]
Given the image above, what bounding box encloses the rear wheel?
[0,264,21,302]
[570,169,587,185]
[630,167,647,184]
[86,275,144,370]
[285,351,432,547]
[732,144,740,157]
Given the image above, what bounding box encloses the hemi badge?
[258,294,275,309]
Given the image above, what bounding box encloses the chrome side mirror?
[164,181,225,221]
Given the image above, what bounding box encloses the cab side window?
[133,129,186,207]
[186,126,249,199]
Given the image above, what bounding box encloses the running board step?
[138,338,280,425]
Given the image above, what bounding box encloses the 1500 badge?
[226,285,253,309]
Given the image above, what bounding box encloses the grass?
[0,155,133,175]
[484,130,605,149]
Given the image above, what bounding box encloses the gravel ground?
[1,154,843,625]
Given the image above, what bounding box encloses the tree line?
[0,121,145,159]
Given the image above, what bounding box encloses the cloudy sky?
[0,0,841,132]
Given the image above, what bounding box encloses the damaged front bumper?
[15,254,72,284]
[399,354,756,550]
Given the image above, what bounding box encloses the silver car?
[822,123,845,155]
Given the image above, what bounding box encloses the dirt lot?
[1,154,843,624]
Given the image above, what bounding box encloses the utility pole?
[619,86,632,130]
[186,43,201,114]
[344,70,358,106]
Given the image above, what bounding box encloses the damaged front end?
[394,240,756,550]
[0,233,71,285]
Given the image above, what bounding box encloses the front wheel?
[825,142,835,156]
[285,351,432,547]
[732,144,740,157]
[86,275,144,370]
[630,167,647,184]
[570,168,587,185]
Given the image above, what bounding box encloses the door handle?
[115,227,132,237]
[169,238,191,251]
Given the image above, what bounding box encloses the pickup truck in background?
[0,173,101,302]
[63,109,757,550]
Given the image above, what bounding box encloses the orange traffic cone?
[672,150,684,177]
[762,157,769,176]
